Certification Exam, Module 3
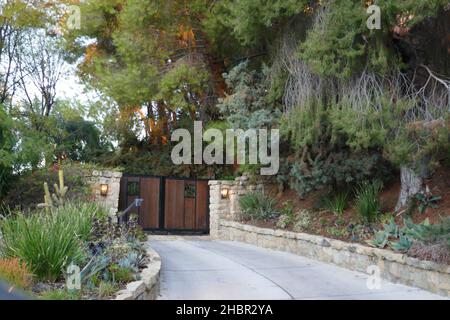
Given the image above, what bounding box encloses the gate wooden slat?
[140,177,160,229]
[119,175,209,232]
[184,198,196,229]
[164,179,185,229]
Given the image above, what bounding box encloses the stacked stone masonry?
[82,170,122,215]
[114,244,161,300]
[209,178,450,297]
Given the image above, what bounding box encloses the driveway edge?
[115,243,161,300]
[217,220,450,297]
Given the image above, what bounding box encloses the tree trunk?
[395,166,424,211]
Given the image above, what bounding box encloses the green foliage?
[0,210,86,282]
[218,62,281,130]
[276,215,292,229]
[279,92,393,197]
[1,163,90,212]
[239,192,279,221]
[383,118,450,169]
[109,264,134,284]
[280,152,389,197]
[52,102,111,162]
[280,99,326,151]
[117,252,144,273]
[276,201,296,229]
[0,105,15,198]
[369,217,450,254]
[0,202,108,281]
[38,170,68,209]
[292,209,312,233]
[299,1,369,78]
[370,231,390,249]
[382,218,400,238]
[276,204,313,232]
[79,254,111,286]
[97,281,120,299]
[403,217,450,246]
[326,225,349,238]
[328,96,403,151]
[323,192,349,217]
[390,234,413,252]
[40,289,81,300]
[205,0,306,47]
[157,62,210,114]
[355,181,383,224]
[279,201,295,217]
[299,0,449,78]
[414,193,441,214]
[63,0,218,151]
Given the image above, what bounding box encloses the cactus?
[38,169,69,209]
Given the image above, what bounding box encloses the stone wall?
[114,244,161,300]
[208,178,450,297]
[82,170,122,215]
[209,176,273,238]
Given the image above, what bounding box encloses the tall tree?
[62,0,225,146]
[0,0,45,105]
[16,29,68,126]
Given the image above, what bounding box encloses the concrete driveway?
[149,236,446,300]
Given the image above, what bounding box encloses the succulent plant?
[368,230,389,248]
[390,234,412,252]
[37,169,69,209]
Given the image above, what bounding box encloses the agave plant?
[414,193,441,214]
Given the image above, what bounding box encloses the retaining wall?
[114,244,161,300]
[209,178,450,297]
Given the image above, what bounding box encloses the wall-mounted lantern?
[221,187,229,199]
[100,184,109,197]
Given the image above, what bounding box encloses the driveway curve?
[149,236,445,300]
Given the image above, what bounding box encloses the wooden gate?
[119,175,209,233]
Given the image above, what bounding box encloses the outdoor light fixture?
[100,184,109,197]
[221,187,229,199]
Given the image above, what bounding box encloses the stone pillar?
[209,175,276,238]
[208,180,229,239]
[83,170,123,216]
[209,176,259,238]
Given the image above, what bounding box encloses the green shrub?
[403,217,450,247]
[276,215,291,229]
[97,281,119,299]
[40,289,81,300]
[292,209,312,233]
[324,192,349,217]
[239,192,278,221]
[1,163,90,212]
[0,202,107,281]
[60,202,109,241]
[368,217,450,261]
[109,264,134,283]
[414,193,441,214]
[280,152,390,198]
[355,181,383,224]
[276,201,296,229]
[326,226,349,238]
[0,212,85,282]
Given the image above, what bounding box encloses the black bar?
[159,177,165,230]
